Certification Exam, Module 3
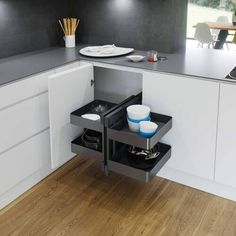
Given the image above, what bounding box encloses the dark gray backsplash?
[72,0,188,53]
[0,0,187,58]
[0,0,69,58]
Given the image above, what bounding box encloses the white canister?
[64,35,76,48]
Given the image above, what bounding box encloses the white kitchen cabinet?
[48,63,94,169]
[143,72,219,180]
[0,71,51,110]
[0,93,49,154]
[0,129,50,196]
[215,83,236,187]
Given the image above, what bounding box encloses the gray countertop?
[0,44,236,87]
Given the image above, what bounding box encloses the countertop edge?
[0,45,235,87]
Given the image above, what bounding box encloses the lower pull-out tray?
[108,143,171,183]
[71,135,103,161]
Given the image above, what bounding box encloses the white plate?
[126,55,145,62]
[80,46,134,58]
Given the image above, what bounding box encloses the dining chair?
[194,23,215,48]
[211,16,229,50]
[233,33,236,44]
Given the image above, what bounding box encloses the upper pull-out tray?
[107,112,172,150]
[70,95,140,132]
[71,100,117,132]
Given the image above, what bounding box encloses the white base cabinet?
[2,59,236,209]
[0,70,52,209]
[215,83,236,188]
[143,72,219,180]
[0,61,93,210]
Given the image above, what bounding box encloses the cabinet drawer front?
[0,71,51,110]
[0,129,50,196]
[0,93,49,154]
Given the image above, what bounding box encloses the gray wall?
[0,0,188,58]
[0,0,69,58]
[72,0,188,53]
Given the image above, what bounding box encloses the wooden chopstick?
[67,18,70,35]
[72,18,76,34]
[59,18,80,36]
[63,18,68,35]
[58,20,66,35]
[75,19,80,32]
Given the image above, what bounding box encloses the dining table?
[206,22,236,49]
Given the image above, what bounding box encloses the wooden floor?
[1,157,236,236]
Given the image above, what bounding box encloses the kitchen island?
[0,45,236,209]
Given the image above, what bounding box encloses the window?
[187,0,235,38]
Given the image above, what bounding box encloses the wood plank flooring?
[1,157,236,236]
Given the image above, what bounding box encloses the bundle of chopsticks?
[59,18,80,35]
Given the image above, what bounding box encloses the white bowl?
[140,121,158,134]
[81,114,101,121]
[127,119,140,132]
[126,55,145,62]
[127,105,151,120]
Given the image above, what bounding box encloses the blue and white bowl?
[127,115,151,132]
[139,121,158,138]
[127,119,140,132]
[127,105,151,120]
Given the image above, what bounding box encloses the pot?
[81,129,102,151]
[127,144,160,170]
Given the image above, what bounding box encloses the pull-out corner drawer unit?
[70,93,172,183]
[48,62,172,182]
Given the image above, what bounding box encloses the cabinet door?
[48,63,94,169]
[143,72,219,180]
[215,83,236,187]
